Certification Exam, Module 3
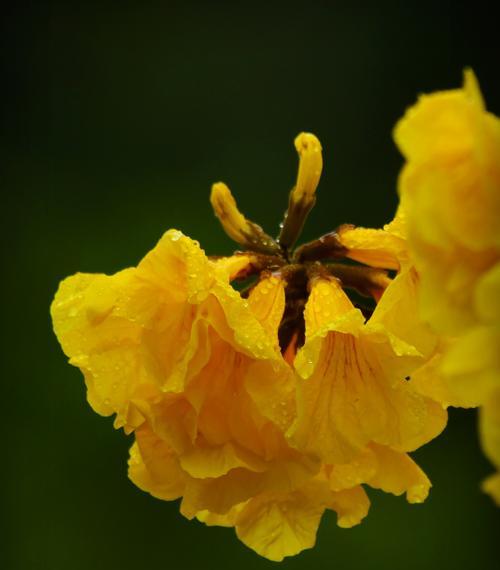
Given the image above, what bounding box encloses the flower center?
[231,255,390,356]
[209,132,392,357]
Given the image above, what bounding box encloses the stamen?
[216,253,285,282]
[278,133,323,252]
[228,256,286,297]
[293,133,323,203]
[210,182,281,255]
[325,263,392,300]
[293,231,348,263]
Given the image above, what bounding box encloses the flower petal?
[51,230,213,429]
[475,262,500,325]
[328,485,370,528]
[290,278,447,464]
[195,504,244,528]
[180,445,320,518]
[247,275,286,348]
[234,484,328,562]
[367,444,431,503]
[441,325,500,406]
[328,448,377,491]
[51,270,158,428]
[338,223,408,270]
[128,426,186,501]
[179,441,267,479]
[369,268,437,359]
[180,469,262,518]
[211,254,255,282]
[410,349,473,409]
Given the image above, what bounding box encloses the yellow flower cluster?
[52,134,447,560]
[395,70,500,503]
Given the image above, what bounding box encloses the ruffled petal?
[410,241,496,334]
[51,270,159,428]
[195,504,244,528]
[369,268,437,359]
[366,444,431,503]
[128,426,186,501]
[410,349,474,409]
[180,469,263,518]
[241,276,296,431]
[51,230,213,429]
[247,275,286,348]
[234,483,328,562]
[441,325,500,407]
[180,445,320,518]
[328,485,370,528]
[210,254,255,282]
[147,393,197,454]
[290,278,447,464]
[338,227,406,270]
[135,230,212,305]
[475,262,500,325]
[338,209,409,270]
[210,279,281,362]
[179,441,267,479]
[328,448,377,491]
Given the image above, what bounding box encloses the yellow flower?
[395,71,500,503]
[395,70,500,333]
[52,133,446,560]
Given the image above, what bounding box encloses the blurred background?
[3,1,499,568]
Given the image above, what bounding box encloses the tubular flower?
[395,70,500,503]
[52,133,446,561]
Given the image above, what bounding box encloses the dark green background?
[3,1,499,568]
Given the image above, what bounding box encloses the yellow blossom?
[395,70,500,503]
[52,132,447,560]
[395,69,500,333]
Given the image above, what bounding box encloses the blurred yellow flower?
[52,133,446,560]
[395,70,500,503]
